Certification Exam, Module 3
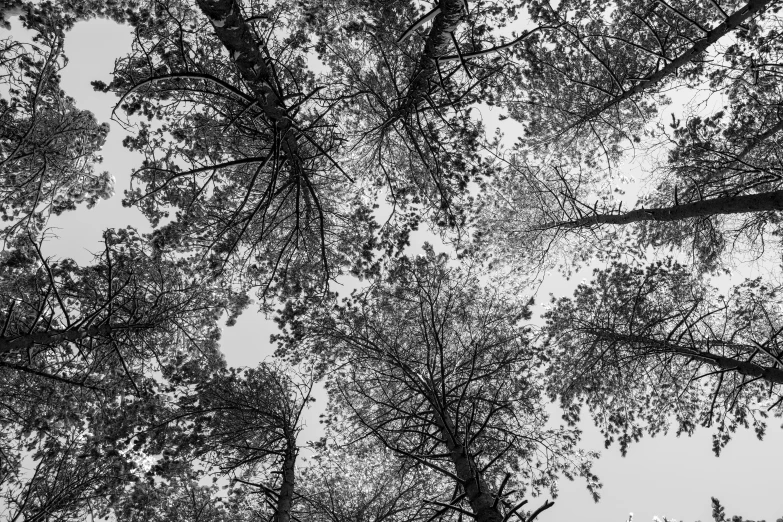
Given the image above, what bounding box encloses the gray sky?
[4,13,783,522]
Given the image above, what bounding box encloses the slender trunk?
[571,0,774,128]
[591,330,783,385]
[550,189,783,229]
[275,438,297,522]
[432,405,503,522]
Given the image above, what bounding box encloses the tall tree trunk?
[195,0,302,168]
[433,405,503,522]
[590,330,783,385]
[549,189,783,229]
[194,0,334,278]
[570,0,774,129]
[393,0,466,120]
[275,437,297,522]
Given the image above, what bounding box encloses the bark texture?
[432,399,503,522]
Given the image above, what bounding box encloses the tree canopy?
[2,0,783,520]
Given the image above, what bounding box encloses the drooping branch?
[127,154,274,204]
[111,71,256,120]
[176,0,346,291]
[0,360,106,390]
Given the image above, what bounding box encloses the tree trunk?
[570,0,774,129]
[590,330,783,385]
[195,0,302,167]
[275,438,297,522]
[393,0,466,120]
[551,189,783,229]
[433,406,503,522]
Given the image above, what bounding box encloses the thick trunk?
[572,0,774,128]
[433,407,503,522]
[591,330,783,385]
[275,439,297,522]
[394,0,466,120]
[552,189,783,229]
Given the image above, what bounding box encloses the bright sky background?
[5,12,783,522]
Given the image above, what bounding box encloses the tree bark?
[275,438,297,522]
[571,0,774,128]
[550,189,783,229]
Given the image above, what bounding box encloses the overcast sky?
[4,13,783,522]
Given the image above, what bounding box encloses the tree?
[0,4,113,240]
[167,363,315,522]
[117,363,439,522]
[512,0,776,146]
[100,0,546,299]
[542,259,783,455]
[5,0,783,518]
[301,0,523,231]
[276,248,600,522]
[112,466,239,522]
[94,0,378,299]
[0,227,241,392]
[476,0,783,276]
[0,428,136,522]
[0,227,245,521]
[709,497,783,522]
[295,438,436,522]
[482,80,783,272]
